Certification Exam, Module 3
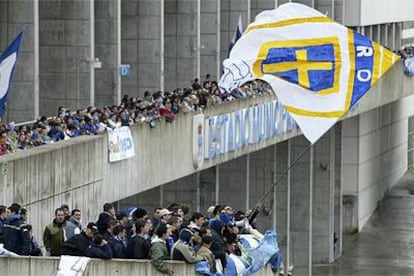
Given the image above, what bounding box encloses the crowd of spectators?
[0,202,288,275]
[397,45,414,76]
[396,45,414,60]
[0,76,273,156]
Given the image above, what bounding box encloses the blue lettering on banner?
[215,116,223,156]
[234,111,242,150]
[207,117,217,159]
[219,114,229,154]
[275,102,282,135]
[250,106,258,144]
[203,100,297,160]
[228,113,235,151]
[258,105,265,141]
[120,137,133,151]
[351,31,373,106]
[242,108,250,146]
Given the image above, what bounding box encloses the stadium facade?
[0,0,414,275]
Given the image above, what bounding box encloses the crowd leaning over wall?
[0,75,273,156]
[0,202,291,276]
[398,45,414,76]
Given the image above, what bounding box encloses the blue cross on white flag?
[219,3,399,144]
[0,31,23,118]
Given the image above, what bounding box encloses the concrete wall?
[0,257,274,276]
[95,0,118,107]
[342,95,414,231]
[121,0,162,97]
[344,0,414,26]
[200,0,219,80]
[39,0,91,115]
[164,0,197,90]
[220,0,248,63]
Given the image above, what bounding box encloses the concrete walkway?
[313,171,414,276]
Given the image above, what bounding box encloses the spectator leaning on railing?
[0,76,273,157]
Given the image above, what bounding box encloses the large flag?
[228,14,243,56]
[0,31,23,118]
[219,3,400,144]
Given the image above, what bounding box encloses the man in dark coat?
[85,234,112,260]
[62,222,97,256]
[130,218,151,259]
[3,203,30,255]
[96,203,115,235]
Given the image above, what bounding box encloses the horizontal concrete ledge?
[0,135,100,162]
[0,256,273,276]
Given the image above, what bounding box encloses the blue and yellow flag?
[219,3,399,143]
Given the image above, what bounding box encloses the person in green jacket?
[43,208,66,256]
[150,223,174,275]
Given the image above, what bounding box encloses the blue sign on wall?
[119,64,131,76]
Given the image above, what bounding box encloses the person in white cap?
[159,209,173,224]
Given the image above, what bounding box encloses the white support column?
[33,0,39,118]
[215,165,220,204]
[89,0,95,107]
[309,145,314,275]
[286,140,291,269]
[160,0,165,91]
[385,24,389,47]
[216,0,221,79]
[196,0,201,80]
[116,0,121,104]
[331,0,335,20]
[246,153,250,211]
[274,0,278,8]
[377,24,381,43]
[247,0,251,24]
[392,23,396,50]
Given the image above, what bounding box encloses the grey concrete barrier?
[0,256,274,276]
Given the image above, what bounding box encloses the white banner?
[56,256,90,276]
[107,127,135,162]
[192,114,205,169]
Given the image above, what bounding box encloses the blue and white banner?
[107,127,135,162]
[192,114,205,169]
[228,14,243,56]
[0,31,23,118]
[219,3,399,144]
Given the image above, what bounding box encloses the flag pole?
[255,142,312,208]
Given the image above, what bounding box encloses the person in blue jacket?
[85,234,112,260]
